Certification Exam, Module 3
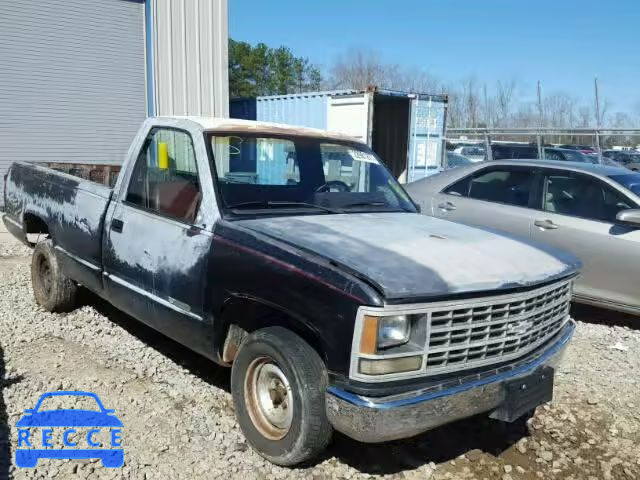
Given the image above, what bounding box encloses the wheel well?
[219,297,328,365]
[23,213,49,245]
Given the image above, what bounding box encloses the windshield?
[209,134,416,215]
[610,173,640,196]
[36,395,101,412]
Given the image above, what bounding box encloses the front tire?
[31,239,77,312]
[231,327,332,466]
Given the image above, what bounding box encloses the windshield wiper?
[226,200,341,214]
[341,201,413,213]
[342,201,387,208]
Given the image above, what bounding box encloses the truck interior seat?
[151,179,201,222]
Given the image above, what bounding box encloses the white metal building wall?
[0,0,147,201]
[151,0,229,117]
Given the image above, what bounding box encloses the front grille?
[423,279,572,375]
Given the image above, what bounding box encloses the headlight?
[377,315,410,349]
[359,314,411,354]
[355,312,421,378]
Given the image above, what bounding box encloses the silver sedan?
[406,160,640,315]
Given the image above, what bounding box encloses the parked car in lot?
[445,151,473,169]
[602,150,640,170]
[407,160,640,315]
[601,156,625,168]
[557,144,597,155]
[543,147,598,164]
[453,145,485,162]
[3,117,580,465]
[489,143,539,160]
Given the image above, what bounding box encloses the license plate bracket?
[490,367,554,422]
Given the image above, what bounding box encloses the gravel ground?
[0,227,639,479]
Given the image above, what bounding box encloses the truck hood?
[235,212,580,300]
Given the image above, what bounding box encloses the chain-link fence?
[445,127,640,163]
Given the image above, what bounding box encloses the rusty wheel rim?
[244,357,293,440]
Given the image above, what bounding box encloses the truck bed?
[3,162,113,292]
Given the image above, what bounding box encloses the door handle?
[186,225,203,237]
[534,219,558,230]
[111,218,124,233]
[437,201,457,212]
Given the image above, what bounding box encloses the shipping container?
[407,95,448,182]
[230,88,448,183]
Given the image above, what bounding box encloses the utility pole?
[594,77,602,163]
[483,83,490,128]
[537,81,544,159]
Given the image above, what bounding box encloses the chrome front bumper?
[326,320,574,443]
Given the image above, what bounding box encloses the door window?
[443,176,471,196]
[126,128,201,223]
[463,168,534,207]
[542,173,633,222]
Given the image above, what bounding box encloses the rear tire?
[31,239,77,312]
[231,327,332,466]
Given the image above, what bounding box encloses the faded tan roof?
[160,116,362,143]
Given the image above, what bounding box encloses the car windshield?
[610,173,640,196]
[209,134,416,215]
[446,152,472,168]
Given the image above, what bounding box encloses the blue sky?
[230,0,639,114]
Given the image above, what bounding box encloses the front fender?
[208,225,381,375]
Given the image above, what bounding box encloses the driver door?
[103,127,215,356]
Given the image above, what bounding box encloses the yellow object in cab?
[158,142,169,169]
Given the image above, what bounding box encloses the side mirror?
[616,209,640,228]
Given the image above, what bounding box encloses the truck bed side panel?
[4,162,111,292]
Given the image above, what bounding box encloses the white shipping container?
[231,89,448,183]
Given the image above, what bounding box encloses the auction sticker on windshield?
[15,391,123,468]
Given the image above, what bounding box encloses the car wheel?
[31,239,77,312]
[231,327,332,466]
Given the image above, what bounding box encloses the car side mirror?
[616,209,640,228]
[414,203,421,213]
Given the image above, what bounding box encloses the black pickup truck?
[3,117,580,465]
